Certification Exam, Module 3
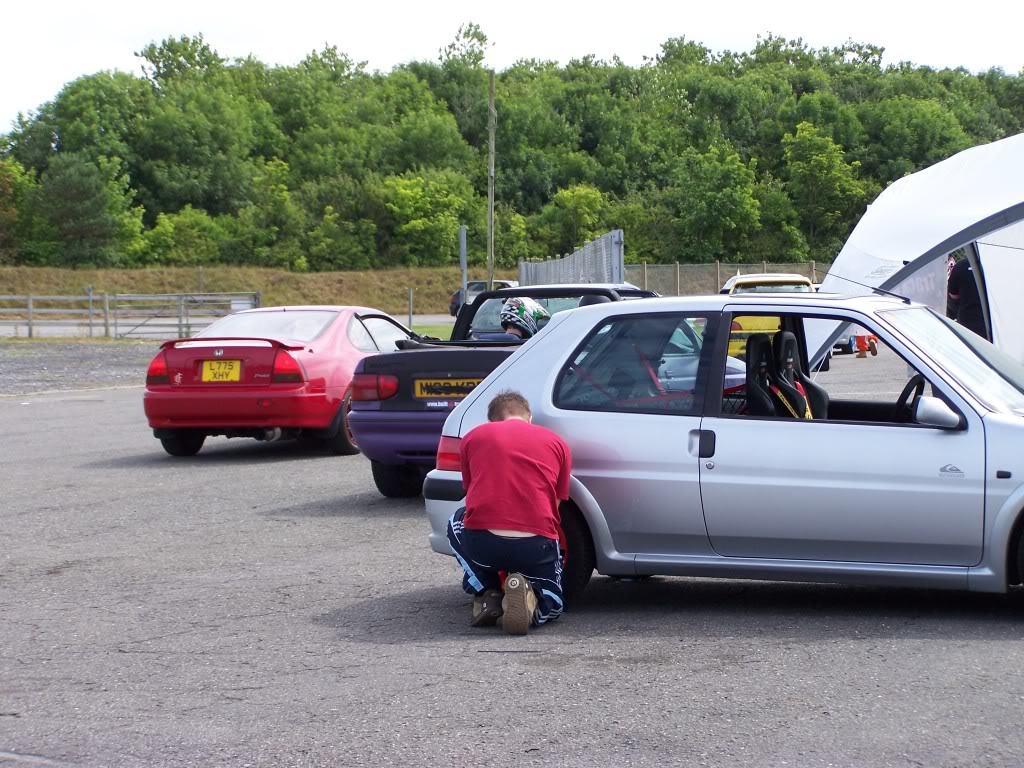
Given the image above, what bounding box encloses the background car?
[449,279,518,316]
[144,306,414,457]
[720,273,813,358]
[424,293,1020,605]
[351,284,657,498]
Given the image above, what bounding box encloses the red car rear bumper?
[144,387,338,429]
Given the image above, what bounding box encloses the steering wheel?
[893,373,925,423]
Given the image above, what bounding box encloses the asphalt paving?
[1,351,1023,767]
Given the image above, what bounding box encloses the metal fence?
[518,230,625,285]
[624,261,824,296]
[0,292,261,339]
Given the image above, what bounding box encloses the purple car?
[348,285,658,498]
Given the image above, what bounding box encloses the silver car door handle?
[687,429,716,458]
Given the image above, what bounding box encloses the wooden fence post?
[27,295,33,338]
[103,293,110,338]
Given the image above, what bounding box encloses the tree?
[377,170,479,266]
[36,153,145,266]
[144,205,226,265]
[306,206,376,270]
[665,145,761,262]
[530,184,610,257]
[855,96,971,180]
[783,122,871,252]
[136,35,225,85]
[746,177,810,262]
[0,158,39,263]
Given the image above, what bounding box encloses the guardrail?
[0,292,261,339]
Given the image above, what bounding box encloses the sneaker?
[869,338,878,356]
[471,589,504,627]
[501,573,537,635]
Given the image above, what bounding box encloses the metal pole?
[811,260,817,283]
[103,293,110,338]
[198,266,204,294]
[642,262,647,291]
[87,285,94,337]
[763,260,767,273]
[407,287,413,330]
[178,295,184,337]
[27,295,33,338]
[459,225,468,302]
[716,261,721,290]
[113,294,119,338]
[486,69,496,291]
[675,262,680,296]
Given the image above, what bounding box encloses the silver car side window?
[723,312,945,427]
[555,313,713,416]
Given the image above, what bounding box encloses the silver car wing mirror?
[914,395,962,429]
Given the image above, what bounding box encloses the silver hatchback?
[424,294,1024,604]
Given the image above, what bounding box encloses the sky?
[3,0,1023,131]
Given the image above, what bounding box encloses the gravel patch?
[0,341,159,396]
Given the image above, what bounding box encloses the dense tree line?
[1,27,1022,270]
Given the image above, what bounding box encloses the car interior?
[722,313,951,426]
[556,314,711,414]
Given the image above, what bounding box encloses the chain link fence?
[518,230,625,285]
[624,261,824,296]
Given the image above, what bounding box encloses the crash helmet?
[499,297,550,338]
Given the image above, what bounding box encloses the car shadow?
[259,491,423,520]
[83,439,354,469]
[316,576,1024,646]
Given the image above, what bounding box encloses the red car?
[144,306,415,457]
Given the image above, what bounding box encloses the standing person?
[446,390,572,635]
[947,257,988,338]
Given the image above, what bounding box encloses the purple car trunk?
[348,409,449,466]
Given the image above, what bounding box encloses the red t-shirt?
[461,418,572,541]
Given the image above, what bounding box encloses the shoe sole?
[471,589,504,628]
[471,606,502,628]
[502,574,533,636]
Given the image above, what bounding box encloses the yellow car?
[721,273,814,358]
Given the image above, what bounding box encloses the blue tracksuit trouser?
[447,508,563,626]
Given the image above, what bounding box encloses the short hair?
[487,390,532,422]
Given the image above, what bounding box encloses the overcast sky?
[4,0,1023,132]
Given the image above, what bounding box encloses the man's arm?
[460,437,473,490]
[947,261,962,318]
[555,440,572,501]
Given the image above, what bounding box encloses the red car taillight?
[351,373,399,401]
[436,436,462,471]
[146,351,169,386]
[272,350,304,384]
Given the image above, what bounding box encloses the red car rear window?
[200,310,338,342]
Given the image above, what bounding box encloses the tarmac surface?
[2,348,1023,767]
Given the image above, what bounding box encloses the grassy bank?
[0,266,518,315]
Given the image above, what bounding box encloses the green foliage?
[144,205,226,265]
[378,170,478,266]
[1,30,1021,270]
[530,184,610,256]
[29,153,144,267]
[783,122,872,250]
[665,145,761,262]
